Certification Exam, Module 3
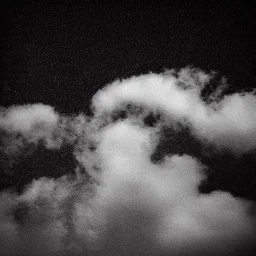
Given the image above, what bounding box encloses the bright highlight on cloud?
[92,68,256,155]
[0,67,256,255]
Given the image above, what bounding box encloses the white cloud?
[92,67,256,155]
[0,67,256,255]
[90,120,256,255]
[0,104,58,133]
[0,105,89,169]
[195,93,256,154]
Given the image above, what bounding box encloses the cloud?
[0,104,89,169]
[0,103,61,168]
[0,67,256,255]
[0,104,59,133]
[90,120,256,255]
[92,67,256,155]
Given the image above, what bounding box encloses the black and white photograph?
[1,1,256,255]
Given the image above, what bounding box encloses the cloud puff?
[0,103,61,167]
[92,67,256,155]
[90,120,256,256]
[0,67,256,255]
[0,104,58,134]
[0,104,89,170]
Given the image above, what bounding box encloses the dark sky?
[1,1,255,113]
[0,1,256,198]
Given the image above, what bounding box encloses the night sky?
[1,1,255,112]
[0,2,256,255]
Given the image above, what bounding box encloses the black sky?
[1,1,256,198]
[1,1,255,113]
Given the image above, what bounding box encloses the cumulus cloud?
[0,104,59,133]
[0,103,60,167]
[92,67,256,155]
[0,67,256,255]
[88,120,256,256]
[0,104,89,169]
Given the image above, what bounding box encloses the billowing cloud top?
[0,67,256,256]
[92,68,256,154]
[0,103,58,133]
